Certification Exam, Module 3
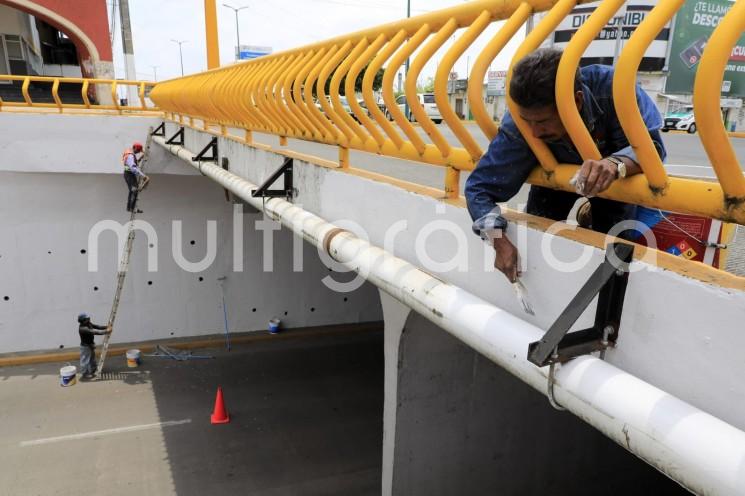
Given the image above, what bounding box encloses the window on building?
[4,35,24,60]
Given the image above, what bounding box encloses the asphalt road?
[0,329,383,496]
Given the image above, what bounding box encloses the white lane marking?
[20,419,192,447]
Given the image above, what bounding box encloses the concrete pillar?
[385,311,688,495]
[379,290,412,496]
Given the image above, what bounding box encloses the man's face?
[516,91,583,143]
[517,105,566,143]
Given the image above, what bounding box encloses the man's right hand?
[492,235,520,283]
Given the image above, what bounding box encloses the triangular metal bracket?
[165,127,185,145]
[527,242,634,367]
[192,137,218,162]
[251,158,293,200]
[151,122,166,137]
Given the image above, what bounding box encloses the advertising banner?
[666,0,745,96]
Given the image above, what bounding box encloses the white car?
[386,93,442,124]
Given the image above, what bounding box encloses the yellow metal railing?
[0,75,158,113]
[150,0,745,224]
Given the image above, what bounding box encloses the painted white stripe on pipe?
[20,419,191,447]
[154,136,745,495]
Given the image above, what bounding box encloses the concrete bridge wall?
[0,113,382,353]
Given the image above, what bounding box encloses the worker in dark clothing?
[122,141,149,213]
[465,48,666,282]
[78,313,111,378]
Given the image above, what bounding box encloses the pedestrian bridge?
[2,0,745,494]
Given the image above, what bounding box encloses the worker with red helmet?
[122,141,150,213]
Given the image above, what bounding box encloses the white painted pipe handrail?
[155,136,745,495]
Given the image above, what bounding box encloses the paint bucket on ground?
[126,349,142,368]
[268,318,280,334]
[60,365,77,387]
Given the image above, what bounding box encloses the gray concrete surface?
[0,328,383,496]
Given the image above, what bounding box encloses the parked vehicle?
[385,93,442,124]
[662,106,696,134]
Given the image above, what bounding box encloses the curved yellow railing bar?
[409,18,457,158]
[382,25,431,155]
[318,41,354,146]
[314,45,347,144]
[21,77,31,105]
[306,48,340,142]
[331,39,371,146]
[293,50,325,141]
[612,0,679,193]
[347,33,388,149]
[51,78,62,111]
[436,10,491,161]
[507,0,577,174]
[556,0,625,161]
[286,53,319,139]
[470,2,532,140]
[363,30,407,149]
[694,0,745,204]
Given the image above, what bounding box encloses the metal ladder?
[95,132,153,376]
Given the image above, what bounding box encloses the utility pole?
[118,0,138,104]
[404,0,411,120]
[171,39,187,76]
[151,65,158,81]
[223,3,248,61]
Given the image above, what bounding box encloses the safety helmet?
[132,141,144,152]
[77,312,90,323]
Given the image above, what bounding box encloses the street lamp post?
[171,39,188,76]
[404,0,411,120]
[151,65,159,81]
[223,3,248,61]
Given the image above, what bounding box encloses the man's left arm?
[91,322,112,334]
[580,83,666,196]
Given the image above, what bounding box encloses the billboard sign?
[549,1,669,70]
[665,0,745,96]
[237,45,272,60]
[487,70,507,96]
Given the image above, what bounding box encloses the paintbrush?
[512,279,535,316]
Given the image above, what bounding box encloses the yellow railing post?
[693,0,745,204]
[555,0,625,161]
[51,78,62,112]
[21,77,31,106]
[612,0,679,194]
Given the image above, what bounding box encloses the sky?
[109,0,527,84]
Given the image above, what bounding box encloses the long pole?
[404,0,411,120]
[171,40,187,76]
[224,4,248,61]
[204,0,220,69]
[151,65,158,81]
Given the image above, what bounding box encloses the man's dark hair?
[509,48,581,109]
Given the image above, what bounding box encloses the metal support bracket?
[251,158,293,200]
[151,122,166,137]
[527,242,634,367]
[192,137,218,162]
[165,126,184,145]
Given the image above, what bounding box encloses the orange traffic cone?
[210,386,230,424]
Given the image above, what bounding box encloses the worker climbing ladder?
[95,131,153,377]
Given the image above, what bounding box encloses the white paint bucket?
[126,349,141,368]
[268,318,280,334]
[60,365,77,387]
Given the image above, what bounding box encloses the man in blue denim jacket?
[465,48,665,282]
